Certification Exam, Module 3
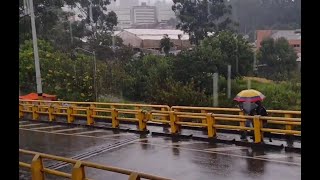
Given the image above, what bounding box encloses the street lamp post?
[234,35,239,74]
[213,72,219,107]
[74,47,97,101]
[29,0,43,98]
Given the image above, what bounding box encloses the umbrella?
[233,89,265,103]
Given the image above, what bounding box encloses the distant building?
[110,7,132,29]
[116,29,191,50]
[132,2,157,25]
[108,0,176,29]
[108,0,139,29]
[256,29,301,53]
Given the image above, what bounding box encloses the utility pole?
[93,51,97,101]
[29,0,43,98]
[253,30,257,72]
[247,79,251,89]
[68,14,77,85]
[213,73,219,107]
[235,36,239,74]
[227,65,231,98]
[69,18,73,45]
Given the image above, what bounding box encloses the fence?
[19,149,170,180]
[19,100,301,143]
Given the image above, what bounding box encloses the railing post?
[73,104,78,115]
[31,154,44,180]
[253,115,262,143]
[161,107,167,121]
[128,173,141,180]
[135,107,140,119]
[206,113,216,138]
[137,110,147,131]
[239,111,245,137]
[48,105,55,122]
[67,106,75,123]
[146,111,152,122]
[170,111,180,134]
[111,108,119,128]
[86,107,94,125]
[19,104,24,119]
[239,111,245,127]
[72,161,86,180]
[285,113,293,131]
[32,105,39,120]
[90,104,97,117]
[39,102,44,112]
[201,110,207,124]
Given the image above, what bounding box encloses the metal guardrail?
[19,100,301,143]
[19,149,170,180]
[171,106,301,136]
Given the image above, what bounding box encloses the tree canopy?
[160,34,174,55]
[19,0,118,53]
[257,37,298,80]
[172,0,235,44]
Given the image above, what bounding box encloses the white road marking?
[52,138,138,170]
[19,123,42,128]
[254,154,294,159]
[51,127,84,133]
[72,130,106,135]
[205,146,249,152]
[99,133,134,138]
[19,121,30,125]
[19,128,117,140]
[170,142,206,146]
[30,125,62,130]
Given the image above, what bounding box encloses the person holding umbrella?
[234,89,270,142]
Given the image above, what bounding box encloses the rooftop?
[271,30,301,40]
[120,29,190,40]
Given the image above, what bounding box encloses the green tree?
[19,0,117,52]
[156,78,211,106]
[172,0,235,44]
[19,39,107,101]
[160,34,174,55]
[257,37,297,81]
[172,31,253,93]
[123,55,173,102]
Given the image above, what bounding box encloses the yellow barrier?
[19,100,301,143]
[171,106,301,117]
[19,149,170,180]
[171,105,301,136]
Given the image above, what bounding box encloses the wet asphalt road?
[19,120,301,180]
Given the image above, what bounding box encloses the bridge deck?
[19,120,301,180]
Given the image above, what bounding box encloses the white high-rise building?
[132,2,157,25]
[108,0,139,29]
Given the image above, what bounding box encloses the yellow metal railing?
[19,149,170,180]
[19,100,301,143]
[171,106,301,134]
